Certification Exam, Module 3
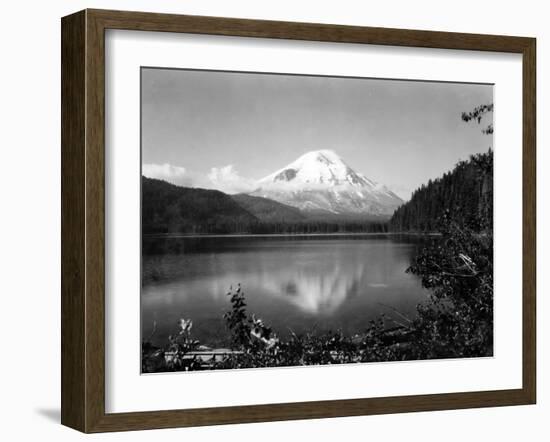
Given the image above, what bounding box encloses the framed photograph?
[61,9,536,433]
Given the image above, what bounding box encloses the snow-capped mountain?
[249,150,403,216]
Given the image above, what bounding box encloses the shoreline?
[143,232,441,239]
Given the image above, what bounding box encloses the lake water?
[141,234,431,348]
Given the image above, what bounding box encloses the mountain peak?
[251,150,403,216]
[297,149,341,163]
[258,149,374,188]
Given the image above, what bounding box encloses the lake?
[141,234,432,348]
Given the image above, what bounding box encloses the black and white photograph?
[140,68,494,373]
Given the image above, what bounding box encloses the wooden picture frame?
[61,8,536,433]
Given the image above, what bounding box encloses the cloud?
[143,162,257,194]
[142,163,193,186]
[207,165,257,194]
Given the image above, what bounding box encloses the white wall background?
[0,0,546,440]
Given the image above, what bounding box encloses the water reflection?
[245,262,365,315]
[142,235,429,347]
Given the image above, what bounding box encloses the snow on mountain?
[250,150,403,216]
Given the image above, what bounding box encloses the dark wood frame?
[61,8,536,433]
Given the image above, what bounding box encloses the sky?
[141,67,493,200]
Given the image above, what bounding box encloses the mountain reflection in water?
[141,235,430,347]
[252,261,366,315]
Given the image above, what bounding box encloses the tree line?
[243,220,389,234]
[145,219,389,235]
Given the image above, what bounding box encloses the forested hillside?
[389,149,493,232]
[231,194,306,223]
[142,177,259,234]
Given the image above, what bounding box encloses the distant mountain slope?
[231,194,306,223]
[389,150,493,232]
[142,177,259,234]
[250,150,403,216]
